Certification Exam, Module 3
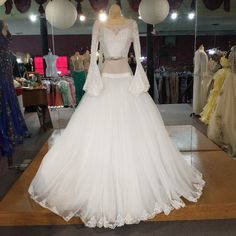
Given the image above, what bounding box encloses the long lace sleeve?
[83,20,103,96]
[128,20,150,95]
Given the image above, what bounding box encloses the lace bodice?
[99,21,134,59]
[83,19,150,96]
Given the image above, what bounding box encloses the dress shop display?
[208,46,236,157]
[43,49,58,78]
[200,56,230,124]
[193,45,208,115]
[70,51,87,105]
[42,77,76,108]
[28,11,205,229]
[0,20,29,157]
[83,50,91,72]
[204,57,221,101]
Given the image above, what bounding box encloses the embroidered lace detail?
[29,180,205,229]
[83,19,150,96]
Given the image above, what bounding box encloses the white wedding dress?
[29,19,205,229]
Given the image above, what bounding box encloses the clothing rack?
[154,67,193,104]
[42,76,76,108]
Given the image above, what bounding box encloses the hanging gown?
[200,57,230,124]
[208,46,236,157]
[0,36,29,157]
[28,19,205,229]
[193,48,208,115]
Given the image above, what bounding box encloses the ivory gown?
[29,19,205,229]
[200,57,230,124]
[193,48,208,115]
[208,46,236,157]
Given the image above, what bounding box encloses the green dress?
[72,71,86,105]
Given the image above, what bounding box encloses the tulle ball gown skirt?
[29,74,205,229]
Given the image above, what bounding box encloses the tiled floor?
[166,125,220,152]
[1,110,236,226]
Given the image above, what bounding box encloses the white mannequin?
[193,45,208,115]
[106,4,127,25]
[43,49,58,77]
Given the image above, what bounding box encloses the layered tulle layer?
[29,75,205,228]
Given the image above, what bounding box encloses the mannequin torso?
[70,52,84,72]
[43,50,58,77]
[83,50,90,72]
[101,4,132,76]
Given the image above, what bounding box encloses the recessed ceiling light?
[171,12,178,20]
[188,12,195,20]
[29,14,37,22]
[138,15,142,20]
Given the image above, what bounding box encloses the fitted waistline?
[104,57,127,61]
[102,72,132,78]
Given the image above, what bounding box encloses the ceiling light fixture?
[170,12,178,20]
[99,11,107,22]
[188,12,195,20]
[208,49,216,55]
[79,14,86,22]
[29,14,37,22]
[138,15,142,20]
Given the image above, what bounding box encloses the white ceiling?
[0,0,236,36]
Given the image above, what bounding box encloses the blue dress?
[0,36,29,157]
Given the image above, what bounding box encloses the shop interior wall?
[10,34,236,70]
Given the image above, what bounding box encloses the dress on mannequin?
[70,52,86,105]
[28,5,205,229]
[43,49,58,77]
[193,45,208,115]
[200,56,230,124]
[0,20,29,157]
[83,50,91,73]
[204,57,221,101]
[70,51,84,72]
[208,46,236,157]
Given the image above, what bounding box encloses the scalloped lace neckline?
[102,21,132,35]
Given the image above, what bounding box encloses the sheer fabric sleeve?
[128,20,150,95]
[83,20,103,96]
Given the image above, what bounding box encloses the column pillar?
[146,24,154,98]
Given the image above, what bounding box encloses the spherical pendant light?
[45,0,77,30]
[139,0,170,25]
